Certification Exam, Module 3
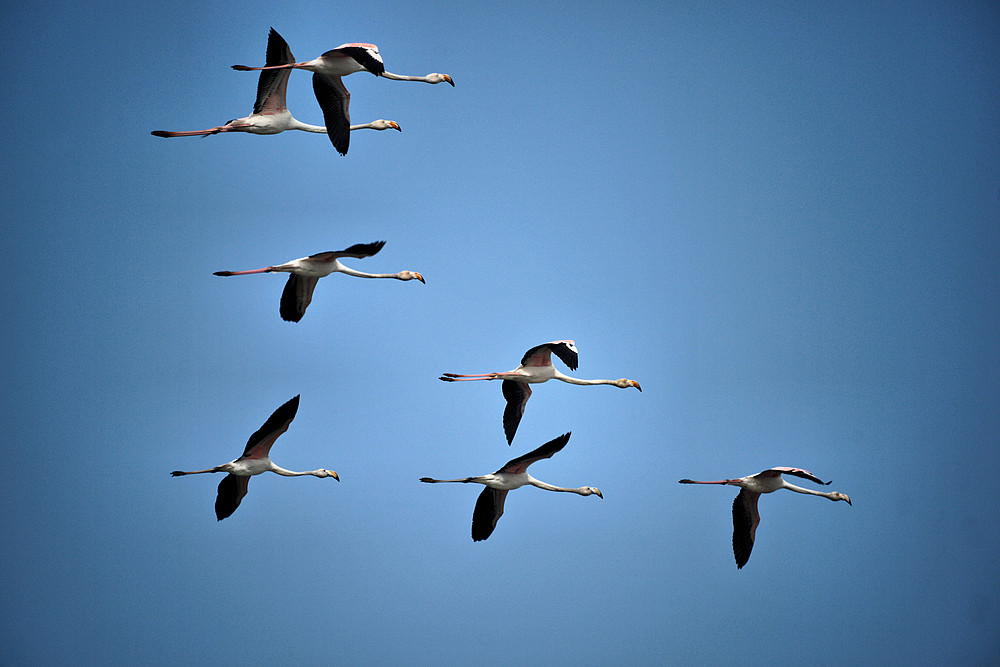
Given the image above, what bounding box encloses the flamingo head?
[319,470,340,481]
[371,119,402,132]
[584,487,603,498]
[429,73,454,86]
[832,492,851,505]
[616,378,642,391]
[399,271,425,283]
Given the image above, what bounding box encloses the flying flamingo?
[213,241,424,322]
[171,395,339,521]
[679,467,852,569]
[420,432,602,541]
[151,29,401,143]
[232,39,453,155]
[439,340,641,444]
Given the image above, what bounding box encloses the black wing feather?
[337,241,386,258]
[547,341,579,371]
[279,274,318,322]
[502,380,531,445]
[243,395,300,456]
[327,45,385,75]
[732,489,756,569]
[472,486,507,541]
[312,73,351,155]
[215,473,250,521]
[500,432,571,474]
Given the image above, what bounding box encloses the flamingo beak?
[443,74,455,86]
[415,272,425,284]
[843,494,852,506]
[595,489,604,499]
[630,380,642,392]
[389,121,402,132]
[331,471,340,481]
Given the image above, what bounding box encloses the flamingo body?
[679,467,852,568]
[440,340,641,444]
[420,433,602,541]
[171,395,339,520]
[213,241,425,322]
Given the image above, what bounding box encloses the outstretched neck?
[288,119,328,134]
[528,477,588,495]
[337,266,401,280]
[555,372,616,387]
[782,480,841,501]
[271,465,323,477]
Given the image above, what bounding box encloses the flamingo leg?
[213,267,275,276]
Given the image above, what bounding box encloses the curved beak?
[331,471,340,481]
[389,121,402,132]
[595,489,604,499]
[415,272,426,284]
[630,380,642,392]
[443,74,455,86]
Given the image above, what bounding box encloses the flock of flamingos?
[157,28,851,569]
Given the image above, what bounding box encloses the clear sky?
[2,1,998,664]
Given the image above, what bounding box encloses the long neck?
[287,118,328,133]
[381,71,432,82]
[782,480,839,500]
[270,465,325,477]
[553,370,617,386]
[528,477,590,495]
[337,266,403,280]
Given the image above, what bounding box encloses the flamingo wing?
[547,340,579,370]
[520,340,578,371]
[280,274,320,322]
[765,467,830,485]
[472,486,508,541]
[499,432,572,474]
[327,44,385,75]
[307,242,386,262]
[502,380,531,445]
[241,395,300,459]
[254,28,294,115]
[215,473,251,521]
[732,488,761,569]
[312,73,352,155]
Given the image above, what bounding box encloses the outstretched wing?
[762,467,830,485]
[308,242,386,262]
[327,44,385,75]
[732,488,761,569]
[254,28,294,115]
[280,274,320,322]
[502,380,531,445]
[242,395,300,458]
[472,486,508,541]
[520,340,578,371]
[499,432,572,474]
[312,73,351,155]
[216,473,251,521]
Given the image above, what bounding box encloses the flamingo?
[151,29,402,143]
[171,395,339,521]
[213,241,425,322]
[420,432,602,541]
[679,467,852,569]
[439,340,641,444]
[232,39,453,155]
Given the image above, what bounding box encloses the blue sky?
[2,1,998,664]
